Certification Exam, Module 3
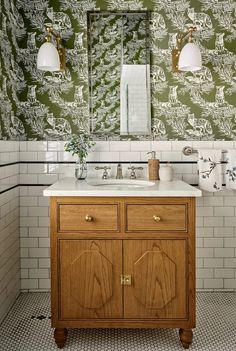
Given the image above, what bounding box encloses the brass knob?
[85,215,93,222]
[153,215,161,222]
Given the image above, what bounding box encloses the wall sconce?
[172,27,202,72]
[37,27,65,72]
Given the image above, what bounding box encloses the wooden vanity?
[46,180,200,350]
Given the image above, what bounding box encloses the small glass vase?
[75,158,87,180]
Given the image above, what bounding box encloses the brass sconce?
[172,26,202,72]
[37,26,66,72]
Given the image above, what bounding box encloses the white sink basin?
[86,179,155,188]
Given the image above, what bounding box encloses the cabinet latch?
[121,275,132,285]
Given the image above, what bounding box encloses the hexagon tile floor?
[0,292,235,351]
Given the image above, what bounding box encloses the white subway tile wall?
[17,141,236,293]
[0,141,20,323]
[1,140,236,315]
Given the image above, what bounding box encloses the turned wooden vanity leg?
[54,328,68,349]
[179,329,193,349]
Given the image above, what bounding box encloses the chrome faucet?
[116,163,123,179]
[95,166,111,179]
[128,165,144,179]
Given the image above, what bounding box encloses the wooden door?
[59,240,123,319]
[123,239,188,319]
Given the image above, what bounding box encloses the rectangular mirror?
[88,11,151,137]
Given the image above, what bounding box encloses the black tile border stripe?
[22,160,198,164]
[0,184,51,195]
[17,160,230,164]
[0,160,228,167]
[0,162,18,168]
[20,184,51,187]
[0,185,18,195]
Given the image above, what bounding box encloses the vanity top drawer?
[126,204,187,232]
[58,204,119,232]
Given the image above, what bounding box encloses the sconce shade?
[37,42,60,71]
[178,42,202,72]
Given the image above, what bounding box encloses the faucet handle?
[95,166,111,179]
[128,165,143,179]
[95,166,111,170]
[128,166,144,171]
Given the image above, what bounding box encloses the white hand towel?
[120,64,150,135]
[198,150,222,192]
[226,149,236,190]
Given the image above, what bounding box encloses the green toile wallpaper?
[0,0,235,141]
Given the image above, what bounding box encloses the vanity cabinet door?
[123,239,188,319]
[59,239,123,319]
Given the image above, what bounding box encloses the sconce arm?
[175,26,197,50]
[46,27,61,48]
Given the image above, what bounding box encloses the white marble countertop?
[43,177,202,197]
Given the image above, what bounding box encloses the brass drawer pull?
[85,215,93,222]
[153,215,161,222]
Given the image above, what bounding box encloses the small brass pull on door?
[153,215,161,222]
[85,215,93,222]
[121,275,132,286]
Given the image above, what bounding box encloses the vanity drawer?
[126,204,187,232]
[58,204,119,232]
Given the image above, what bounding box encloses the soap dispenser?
[147,151,159,180]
